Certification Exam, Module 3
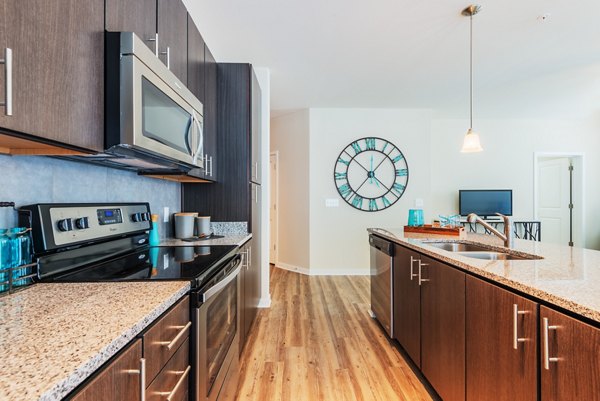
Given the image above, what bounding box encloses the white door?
[269,153,278,263]
[536,157,571,245]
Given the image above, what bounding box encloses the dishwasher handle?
[369,235,394,256]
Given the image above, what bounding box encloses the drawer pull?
[157,321,191,351]
[0,48,12,116]
[155,365,191,401]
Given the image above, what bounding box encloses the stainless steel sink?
[422,241,542,260]
[424,242,492,252]
[454,251,529,260]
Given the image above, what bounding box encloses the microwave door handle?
[184,115,193,155]
[192,112,204,166]
[201,256,242,302]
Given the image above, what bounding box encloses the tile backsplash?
[0,155,180,238]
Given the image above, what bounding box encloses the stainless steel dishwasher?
[369,234,394,337]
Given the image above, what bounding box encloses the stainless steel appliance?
[19,202,241,401]
[369,234,394,337]
[65,32,209,177]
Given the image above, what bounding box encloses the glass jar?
[0,229,9,293]
[9,228,32,288]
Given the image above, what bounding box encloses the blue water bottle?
[149,214,160,246]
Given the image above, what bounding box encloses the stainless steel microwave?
[105,32,205,170]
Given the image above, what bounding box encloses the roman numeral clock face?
[334,137,409,211]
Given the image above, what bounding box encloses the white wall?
[430,116,600,249]
[308,109,432,274]
[270,110,311,272]
[255,68,272,307]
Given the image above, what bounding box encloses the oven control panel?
[38,203,152,248]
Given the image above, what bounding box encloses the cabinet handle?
[409,256,418,280]
[163,365,191,401]
[208,155,213,176]
[254,162,259,180]
[248,247,252,269]
[157,321,192,350]
[124,358,146,401]
[160,46,171,69]
[0,48,13,116]
[418,261,429,286]
[542,317,559,370]
[140,358,146,401]
[146,33,159,57]
[512,304,528,349]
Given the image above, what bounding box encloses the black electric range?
[19,203,238,290]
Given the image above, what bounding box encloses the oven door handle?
[201,256,242,302]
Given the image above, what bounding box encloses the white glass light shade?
[460,128,483,153]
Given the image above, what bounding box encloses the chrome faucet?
[467,212,514,248]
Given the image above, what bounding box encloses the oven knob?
[57,218,73,232]
[141,212,150,222]
[75,217,89,229]
[131,213,142,222]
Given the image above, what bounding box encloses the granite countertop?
[161,233,252,247]
[368,227,600,323]
[0,281,190,401]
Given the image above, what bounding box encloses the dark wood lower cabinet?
[420,255,465,401]
[146,338,190,401]
[239,239,259,354]
[540,306,600,401]
[466,276,538,401]
[393,244,422,366]
[70,339,142,401]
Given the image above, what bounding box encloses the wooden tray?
[403,224,466,238]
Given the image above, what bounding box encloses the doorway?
[534,153,584,247]
[269,151,279,264]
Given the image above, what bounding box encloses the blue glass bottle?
[0,229,9,293]
[149,214,160,246]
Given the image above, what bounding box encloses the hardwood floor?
[236,267,434,401]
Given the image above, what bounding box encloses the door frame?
[269,151,279,264]
[533,152,585,247]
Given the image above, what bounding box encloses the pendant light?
[460,4,483,153]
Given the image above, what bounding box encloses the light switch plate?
[325,198,340,208]
[415,198,424,208]
[163,207,170,223]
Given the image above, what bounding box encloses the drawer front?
[147,338,190,401]
[144,296,191,384]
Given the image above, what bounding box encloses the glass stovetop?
[44,245,238,289]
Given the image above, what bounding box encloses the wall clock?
[333,137,409,211]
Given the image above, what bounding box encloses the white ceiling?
[184,0,600,118]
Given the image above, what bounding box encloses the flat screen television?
[459,189,513,217]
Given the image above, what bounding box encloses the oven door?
[194,257,241,401]
[117,33,205,168]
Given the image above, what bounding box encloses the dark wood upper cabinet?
[157,0,188,84]
[392,244,422,367]
[203,45,218,180]
[466,275,538,401]
[420,255,465,401]
[186,14,206,103]
[183,63,254,222]
[105,0,157,53]
[540,306,600,401]
[0,0,104,152]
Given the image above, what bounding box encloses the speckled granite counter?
[369,227,600,323]
[161,233,252,247]
[0,281,190,401]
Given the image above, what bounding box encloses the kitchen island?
[0,281,190,401]
[369,227,600,401]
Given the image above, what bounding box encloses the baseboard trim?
[274,262,369,276]
[258,296,271,308]
[275,261,310,275]
[309,268,369,276]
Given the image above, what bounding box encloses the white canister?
[195,216,211,237]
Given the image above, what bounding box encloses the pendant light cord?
[469,11,474,130]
